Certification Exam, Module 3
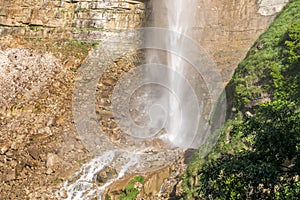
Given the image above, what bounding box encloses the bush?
[119,176,145,200]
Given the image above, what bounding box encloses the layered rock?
[0,0,290,77]
[0,0,146,40]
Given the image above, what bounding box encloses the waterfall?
[165,0,198,146]
[145,0,211,148]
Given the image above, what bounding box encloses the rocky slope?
[0,36,94,199]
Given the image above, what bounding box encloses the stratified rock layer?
[0,0,146,41]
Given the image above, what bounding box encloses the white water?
[146,0,202,148]
[166,0,197,146]
[59,150,139,199]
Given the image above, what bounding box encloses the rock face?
[0,0,290,80]
[258,0,290,15]
[148,0,289,81]
[96,166,118,185]
[195,0,290,81]
[104,157,186,200]
[0,37,97,199]
[0,0,146,40]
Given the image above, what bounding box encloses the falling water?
[166,0,198,146]
[146,0,207,148]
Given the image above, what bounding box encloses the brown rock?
[102,78,117,86]
[96,166,118,185]
[46,153,63,168]
[0,142,10,155]
[55,116,65,126]
[143,167,170,195]
[5,168,16,181]
[60,189,68,199]
[27,147,40,160]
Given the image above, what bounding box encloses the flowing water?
[60,151,139,199]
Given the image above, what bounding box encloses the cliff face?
[193,0,289,81]
[0,0,146,40]
[0,0,289,80]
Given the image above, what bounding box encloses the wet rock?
[96,166,118,185]
[184,148,197,164]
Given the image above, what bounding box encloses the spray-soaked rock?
[96,166,118,185]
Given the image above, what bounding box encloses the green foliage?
[183,101,300,199]
[52,39,98,60]
[285,22,300,65]
[29,25,44,31]
[246,100,300,162]
[182,116,252,199]
[54,178,62,184]
[119,176,144,200]
[227,0,300,110]
[74,7,89,13]
[269,64,287,99]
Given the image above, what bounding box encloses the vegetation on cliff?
[182,0,300,199]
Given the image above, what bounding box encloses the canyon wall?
[147,0,289,81]
[194,0,290,81]
[0,0,146,41]
[0,0,289,80]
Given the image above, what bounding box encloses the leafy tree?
[186,101,300,199]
